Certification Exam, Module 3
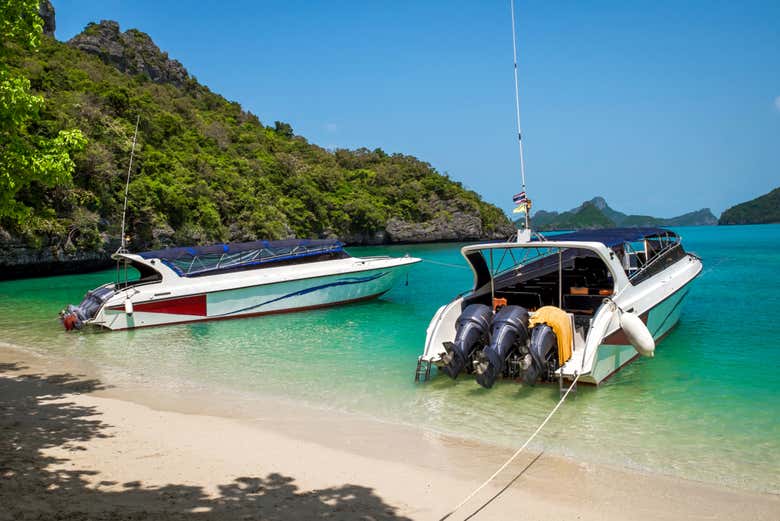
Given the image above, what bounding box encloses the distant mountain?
[719,187,780,225]
[527,197,717,231]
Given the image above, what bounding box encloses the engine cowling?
[474,305,529,388]
[523,324,559,385]
[441,303,492,378]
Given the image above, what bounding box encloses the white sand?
[1,346,777,520]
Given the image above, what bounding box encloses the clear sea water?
[1,224,778,493]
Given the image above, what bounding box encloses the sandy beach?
[1,345,777,521]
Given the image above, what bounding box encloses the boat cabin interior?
[461,228,684,320]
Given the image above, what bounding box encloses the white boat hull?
[418,232,702,386]
[580,283,691,384]
[89,262,414,331]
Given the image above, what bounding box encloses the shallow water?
[1,225,778,493]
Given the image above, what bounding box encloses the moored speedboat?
[416,228,702,385]
[61,239,420,331]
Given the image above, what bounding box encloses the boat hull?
[91,265,407,331]
[581,284,691,384]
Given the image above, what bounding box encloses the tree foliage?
[0,0,86,222]
[719,187,780,225]
[1,20,510,251]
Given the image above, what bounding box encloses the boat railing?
[628,242,685,285]
[164,243,346,277]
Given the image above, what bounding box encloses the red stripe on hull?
[108,294,207,316]
[101,290,388,331]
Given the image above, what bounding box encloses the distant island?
[0,4,513,278]
[719,187,780,225]
[527,197,717,231]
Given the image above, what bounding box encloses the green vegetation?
[1,22,510,253]
[719,187,780,225]
[0,0,85,223]
[528,197,717,231]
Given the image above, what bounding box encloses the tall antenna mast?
[510,0,530,230]
[117,115,140,254]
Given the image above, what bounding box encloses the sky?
[52,0,779,218]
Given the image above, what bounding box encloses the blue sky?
[53,1,779,217]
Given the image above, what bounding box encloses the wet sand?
[1,345,777,520]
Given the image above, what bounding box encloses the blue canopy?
[538,227,677,248]
[136,239,346,277]
[138,239,343,261]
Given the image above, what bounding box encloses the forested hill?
[528,197,717,231]
[0,9,513,277]
[719,187,780,225]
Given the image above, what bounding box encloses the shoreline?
[1,344,778,520]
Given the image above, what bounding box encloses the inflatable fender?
[620,311,655,357]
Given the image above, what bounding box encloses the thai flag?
[512,191,527,204]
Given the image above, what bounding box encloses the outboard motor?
[441,303,492,378]
[474,305,529,388]
[523,324,559,385]
[60,284,116,331]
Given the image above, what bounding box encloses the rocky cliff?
[38,0,55,37]
[68,20,189,87]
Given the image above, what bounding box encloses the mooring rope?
[419,258,471,271]
[438,373,580,521]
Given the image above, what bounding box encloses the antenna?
[509,0,530,230]
[117,115,140,254]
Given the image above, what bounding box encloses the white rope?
[439,373,580,520]
[420,258,471,271]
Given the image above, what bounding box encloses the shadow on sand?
[0,362,412,520]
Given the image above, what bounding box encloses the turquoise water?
[1,225,778,493]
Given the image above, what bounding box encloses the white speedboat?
[416,228,701,386]
[61,239,420,331]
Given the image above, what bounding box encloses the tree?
[0,0,86,221]
[273,120,293,138]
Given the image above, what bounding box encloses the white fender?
[620,311,655,357]
[581,303,619,374]
[124,298,134,315]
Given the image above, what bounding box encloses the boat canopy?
[137,239,346,277]
[538,227,677,248]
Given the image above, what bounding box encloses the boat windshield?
[617,232,685,284]
[138,239,348,277]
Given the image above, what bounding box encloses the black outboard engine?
[441,303,492,378]
[523,324,559,385]
[474,305,529,388]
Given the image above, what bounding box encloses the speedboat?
[61,239,420,331]
[416,227,702,386]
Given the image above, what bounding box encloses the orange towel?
[529,306,573,365]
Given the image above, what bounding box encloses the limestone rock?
[68,20,189,87]
[39,0,56,37]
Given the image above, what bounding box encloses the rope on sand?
[438,373,580,520]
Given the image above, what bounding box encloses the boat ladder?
[558,370,577,398]
[414,357,432,382]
